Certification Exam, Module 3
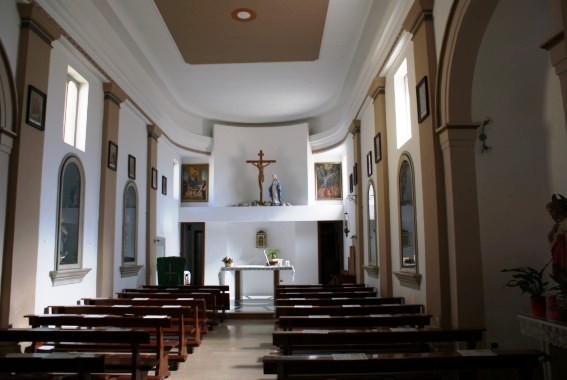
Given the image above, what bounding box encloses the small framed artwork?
[256,230,267,248]
[107,141,118,171]
[349,173,354,193]
[315,162,342,200]
[374,133,382,163]
[26,85,46,130]
[151,168,158,190]
[416,76,430,123]
[367,151,373,177]
[181,164,209,202]
[128,155,136,179]
[353,163,358,186]
[162,176,167,195]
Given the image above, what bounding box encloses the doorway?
[180,223,205,286]
[317,221,344,284]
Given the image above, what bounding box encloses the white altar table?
[219,265,294,301]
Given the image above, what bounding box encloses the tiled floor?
[169,299,277,379]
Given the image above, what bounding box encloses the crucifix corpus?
[246,150,276,204]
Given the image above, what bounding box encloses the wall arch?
[436,0,500,126]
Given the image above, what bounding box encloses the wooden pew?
[142,285,230,318]
[263,349,545,380]
[272,327,486,355]
[276,285,372,296]
[275,296,405,306]
[277,314,432,331]
[118,289,219,328]
[25,314,172,378]
[0,327,151,380]
[277,284,366,289]
[81,297,206,342]
[0,352,106,380]
[275,304,424,318]
[44,305,193,365]
[275,290,377,299]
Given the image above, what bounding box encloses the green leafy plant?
[265,248,279,260]
[501,262,550,297]
[221,256,233,264]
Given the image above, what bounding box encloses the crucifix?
[246,150,276,203]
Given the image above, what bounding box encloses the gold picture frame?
[182,164,208,202]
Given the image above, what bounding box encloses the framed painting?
[107,141,118,171]
[26,85,46,130]
[162,176,167,195]
[374,133,382,163]
[315,162,342,200]
[367,151,373,177]
[349,173,354,194]
[128,155,136,179]
[151,168,158,190]
[182,164,209,202]
[416,76,430,123]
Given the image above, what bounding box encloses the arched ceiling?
[37,0,410,153]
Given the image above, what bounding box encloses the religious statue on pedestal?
[269,174,282,206]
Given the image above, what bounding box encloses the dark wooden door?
[181,223,205,285]
[318,221,344,284]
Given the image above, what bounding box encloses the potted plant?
[265,248,280,266]
[222,256,234,267]
[501,262,549,317]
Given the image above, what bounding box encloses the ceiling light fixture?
[231,8,256,22]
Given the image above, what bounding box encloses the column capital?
[349,120,361,136]
[147,124,162,140]
[437,123,480,151]
[367,77,386,101]
[402,0,434,36]
[103,82,128,106]
[18,2,63,45]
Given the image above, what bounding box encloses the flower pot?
[225,262,233,267]
[530,296,546,318]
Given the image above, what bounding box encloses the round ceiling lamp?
[231,8,257,22]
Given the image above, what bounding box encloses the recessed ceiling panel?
[155,0,329,64]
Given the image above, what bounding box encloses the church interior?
[1,0,567,379]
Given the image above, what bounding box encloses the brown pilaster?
[368,77,393,297]
[146,124,162,285]
[2,2,62,327]
[96,82,127,297]
[438,124,485,328]
[403,0,450,328]
[349,120,363,283]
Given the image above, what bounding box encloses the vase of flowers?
[222,256,234,267]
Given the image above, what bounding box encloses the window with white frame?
[122,181,138,265]
[56,155,84,270]
[63,66,88,151]
[394,59,412,148]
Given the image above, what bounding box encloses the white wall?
[0,0,20,73]
[212,123,310,206]
[384,41,426,306]
[114,102,148,291]
[156,138,181,258]
[472,0,564,348]
[35,41,104,311]
[358,99,381,291]
[205,221,318,298]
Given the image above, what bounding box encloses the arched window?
[398,153,416,271]
[56,156,84,270]
[122,181,138,265]
[367,180,377,266]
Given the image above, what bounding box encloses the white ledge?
[179,205,344,223]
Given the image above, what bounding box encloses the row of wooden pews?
[264,284,546,379]
[0,285,229,379]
